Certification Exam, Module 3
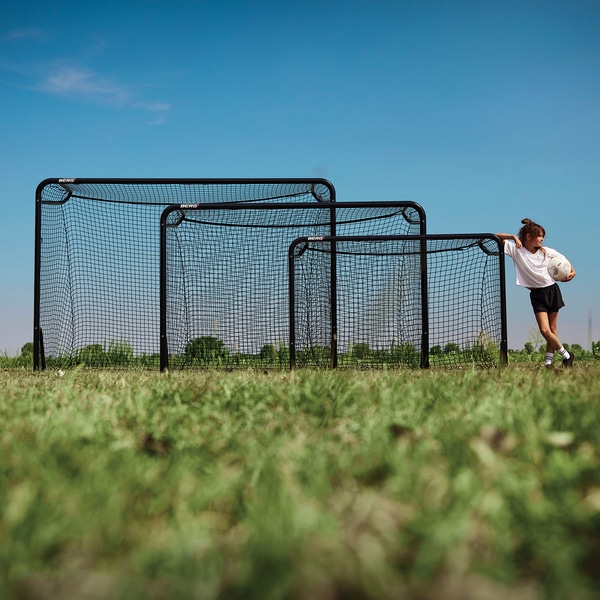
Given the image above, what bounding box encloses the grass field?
[1,364,599,599]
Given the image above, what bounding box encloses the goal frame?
[159,201,427,371]
[33,177,336,370]
[288,234,508,369]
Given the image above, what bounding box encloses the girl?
[497,218,576,367]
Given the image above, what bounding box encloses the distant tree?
[430,345,442,357]
[184,336,228,364]
[391,342,420,367]
[259,343,278,363]
[138,353,161,368]
[107,341,134,365]
[277,345,290,366]
[352,343,371,359]
[444,342,460,355]
[526,326,545,353]
[524,342,535,354]
[20,342,34,356]
[470,341,499,366]
[76,344,106,366]
[297,346,331,367]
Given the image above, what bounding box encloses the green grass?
[1,365,599,599]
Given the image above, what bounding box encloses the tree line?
[3,337,600,369]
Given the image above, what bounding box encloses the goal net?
[34,178,335,369]
[161,202,425,369]
[289,235,507,369]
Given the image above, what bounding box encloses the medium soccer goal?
[288,235,508,369]
[33,178,336,370]
[160,202,426,370]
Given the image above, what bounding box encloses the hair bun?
[521,218,531,225]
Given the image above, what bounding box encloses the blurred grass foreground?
[1,366,600,599]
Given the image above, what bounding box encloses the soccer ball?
[547,255,571,281]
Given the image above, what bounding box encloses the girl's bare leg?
[535,311,562,353]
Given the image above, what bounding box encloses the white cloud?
[0,27,171,124]
[137,101,171,113]
[138,101,171,126]
[0,28,47,42]
[147,116,168,126]
[39,64,131,102]
[35,62,171,123]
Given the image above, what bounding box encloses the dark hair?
[518,218,546,245]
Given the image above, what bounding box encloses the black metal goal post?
[159,202,426,370]
[288,234,508,369]
[33,178,337,370]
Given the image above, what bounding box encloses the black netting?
[164,204,423,369]
[291,236,505,369]
[36,179,336,368]
[36,178,506,371]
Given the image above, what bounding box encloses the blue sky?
[1,0,599,356]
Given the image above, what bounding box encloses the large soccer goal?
[160,202,426,370]
[33,178,336,370]
[288,235,508,369]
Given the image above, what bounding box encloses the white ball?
[547,255,571,281]
[58,369,65,377]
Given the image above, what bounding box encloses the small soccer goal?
[34,178,336,369]
[288,235,508,369]
[160,202,426,370]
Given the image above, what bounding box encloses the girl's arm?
[563,262,576,282]
[496,233,522,248]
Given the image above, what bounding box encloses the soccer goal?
[160,202,426,370]
[288,235,508,369]
[33,178,336,370]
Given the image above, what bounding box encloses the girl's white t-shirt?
[504,243,560,289]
